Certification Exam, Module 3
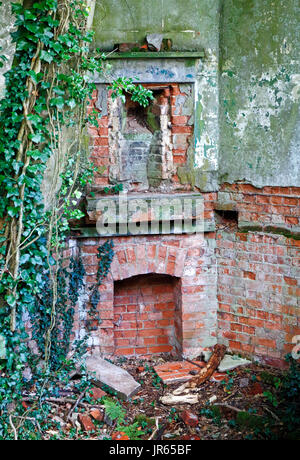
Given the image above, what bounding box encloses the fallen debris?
[90,408,104,422]
[160,394,199,405]
[12,353,298,440]
[181,410,199,427]
[89,387,107,401]
[78,414,95,432]
[173,344,227,395]
[218,355,251,372]
[111,431,130,440]
[85,355,141,400]
[146,33,163,51]
[154,360,206,385]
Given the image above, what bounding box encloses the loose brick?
[181,410,199,427]
[78,414,95,432]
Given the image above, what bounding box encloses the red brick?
[90,408,104,422]
[93,136,109,146]
[171,126,193,134]
[148,345,173,353]
[286,217,299,225]
[147,245,157,259]
[115,348,134,355]
[247,382,263,396]
[270,196,283,205]
[255,338,276,348]
[285,276,298,286]
[111,432,130,440]
[78,414,95,432]
[171,115,189,125]
[256,195,270,204]
[229,340,242,350]
[181,410,199,427]
[239,184,259,193]
[117,250,126,264]
[126,248,136,263]
[170,85,181,95]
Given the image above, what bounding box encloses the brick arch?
[79,234,217,357]
[110,241,188,282]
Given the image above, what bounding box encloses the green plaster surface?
[92,0,220,53]
[219,0,300,187]
[92,0,299,188]
[0,0,20,99]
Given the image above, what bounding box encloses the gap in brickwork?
[215,210,238,225]
[113,273,182,356]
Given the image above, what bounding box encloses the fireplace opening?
[113,273,182,356]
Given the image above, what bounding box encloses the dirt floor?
[29,354,299,441]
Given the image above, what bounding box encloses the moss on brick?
[238,224,300,240]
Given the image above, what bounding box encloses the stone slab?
[85,355,141,400]
[91,57,201,84]
[218,354,251,372]
[203,352,251,372]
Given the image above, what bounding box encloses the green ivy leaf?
[30,132,45,143]
[40,50,53,63]
[5,294,16,307]
[50,96,65,109]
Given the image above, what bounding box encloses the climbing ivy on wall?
[0,0,153,438]
[87,239,114,330]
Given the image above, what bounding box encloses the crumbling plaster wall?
[219,0,300,187]
[92,0,221,191]
[93,0,300,189]
[1,1,299,191]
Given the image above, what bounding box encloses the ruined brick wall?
[78,85,300,368]
[87,85,194,194]
[218,184,300,231]
[216,185,300,367]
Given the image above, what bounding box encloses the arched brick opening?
[77,234,217,357]
[113,273,182,356]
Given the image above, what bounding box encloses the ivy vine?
[0,0,153,439]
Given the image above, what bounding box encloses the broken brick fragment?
[182,435,201,440]
[78,414,96,432]
[22,401,30,410]
[90,408,104,422]
[247,382,263,396]
[89,387,107,401]
[181,410,199,427]
[111,431,130,440]
[211,372,228,383]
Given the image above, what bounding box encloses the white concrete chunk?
[218,354,251,372]
[86,355,141,400]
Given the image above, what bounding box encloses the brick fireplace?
[68,53,221,359]
[73,233,217,358]
[67,54,300,368]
